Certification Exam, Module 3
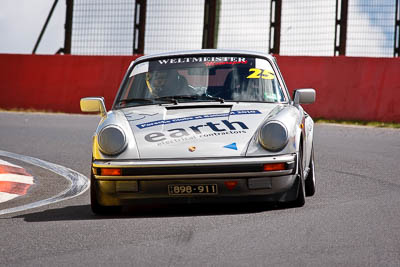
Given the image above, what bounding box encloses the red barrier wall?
[0,54,139,113]
[275,55,400,122]
[0,54,399,122]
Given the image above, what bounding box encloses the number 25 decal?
[247,68,275,80]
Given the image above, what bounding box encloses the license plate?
[168,184,218,196]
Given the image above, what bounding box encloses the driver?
[145,69,195,97]
[145,70,168,97]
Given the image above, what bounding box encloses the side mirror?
[80,97,107,117]
[293,88,316,106]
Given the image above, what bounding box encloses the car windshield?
[117,55,286,107]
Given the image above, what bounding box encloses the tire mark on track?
[0,150,89,216]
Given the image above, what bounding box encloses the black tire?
[305,146,316,197]
[292,147,306,207]
[90,173,119,215]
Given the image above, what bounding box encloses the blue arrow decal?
[224,143,237,150]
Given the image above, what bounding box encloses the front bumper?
[91,154,298,206]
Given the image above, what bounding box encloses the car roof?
[131,49,275,66]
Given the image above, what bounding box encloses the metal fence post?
[133,0,147,54]
[334,0,348,56]
[202,0,218,49]
[269,0,281,55]
[395,0,400,57]
[63,0,73,54]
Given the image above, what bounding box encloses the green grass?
[315,118,400,129]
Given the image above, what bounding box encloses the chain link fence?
[280,0,336,56]
[346,0,396,57]
[144,0,204,54]
[68,0,400,57]
[216,0,271,52]
[72,0,136,55]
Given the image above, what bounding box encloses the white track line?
[0,150,89,216]
[0,192,20,203]
[0,159,21,168]
[0,173,34,184]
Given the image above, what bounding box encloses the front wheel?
[292,148,306,207]
[305,146,316,197]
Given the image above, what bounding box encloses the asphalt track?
[0,111,399,266]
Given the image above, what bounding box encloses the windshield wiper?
[202,94,225,103]
[152,96,178,105]
[119,98,154,104]
[118,98,155,107]
[160,95,225,103]
[118,97,178,107]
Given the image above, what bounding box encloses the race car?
[80,49,316,214]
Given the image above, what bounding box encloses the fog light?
[248,177,272,189]
[263,163,286,171]
[101,168,122,176]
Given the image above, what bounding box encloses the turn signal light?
[263,163,286,171]
[101,168,122,176]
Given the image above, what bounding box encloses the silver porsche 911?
[81,49,316,214]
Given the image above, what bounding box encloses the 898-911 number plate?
[168,184,218,196]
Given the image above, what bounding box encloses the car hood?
[122,102,283,159]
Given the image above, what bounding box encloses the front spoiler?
[90,154,300,206]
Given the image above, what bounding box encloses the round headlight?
[98,125,127,155]
[258,121,288,151]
